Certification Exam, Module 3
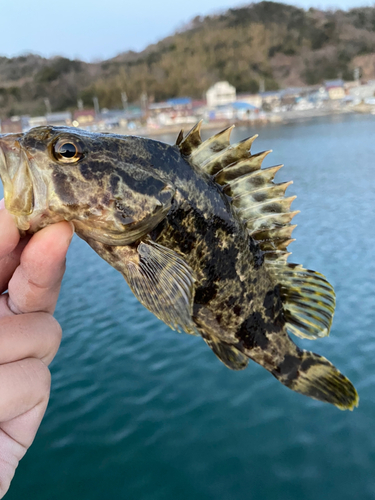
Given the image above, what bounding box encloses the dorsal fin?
[176,125,336,341]
[178,120,203,155]
[176,123,298,262]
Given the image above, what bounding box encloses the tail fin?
[273,350,359,410]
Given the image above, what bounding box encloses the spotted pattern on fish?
[0,125,358,410]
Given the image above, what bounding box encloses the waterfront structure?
[325,80,345,100]
[259,90,282,110]
[147,97,203,128]
[27,116,47,129]
[206,82,236,107]
[348,81,375,101]
[46,112,72,126]
[237,93,262,109]
[73,109,96,127]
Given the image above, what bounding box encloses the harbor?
[2,79,375,136]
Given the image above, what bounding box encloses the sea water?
[3,114,375,500]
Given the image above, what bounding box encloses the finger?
[0,237,29,295]
[0,394,49,499]
[0,311,62,365]
[0,202,20,259]
[0,358,51,464]
[0,198,26,294]
[0,358,50,424]
[7,221,74,315]
[0,357,51,498]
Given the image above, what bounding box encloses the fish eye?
[53,138,84,163]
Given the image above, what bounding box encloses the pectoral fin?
[84,237,197,335]
[125,241,197,334]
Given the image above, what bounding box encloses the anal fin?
[204,336,249,370]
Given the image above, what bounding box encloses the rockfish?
[0,123,358,410]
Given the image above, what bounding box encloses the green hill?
[1,1,375,118]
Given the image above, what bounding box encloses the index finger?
[0,200,24,294]
[7,221,74,315]
[0,199,20,258]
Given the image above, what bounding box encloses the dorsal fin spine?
[238,195,297,215]
[215,149,272,185]
[225,165,283,198]
[178,120,203,155]
[245,210,300,231]
[175,129,184,146]
[189,125,235,168]
[233,182,294,207]
[202,134,258,175]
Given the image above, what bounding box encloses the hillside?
[2,1,375,118]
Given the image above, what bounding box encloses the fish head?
[0,126,175,243]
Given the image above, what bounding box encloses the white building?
[349,82,375,100]
[237,93,262,109]
[206,81,236,107]
[23,116,47,132]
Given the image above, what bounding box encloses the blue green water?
[4,114,375,500]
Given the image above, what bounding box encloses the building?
[237,93,262,109]
[325,80,345,100]
[23,116,47,131]
[46,112,72,126]
[232,102,259,121]
[73,109,96,127]
[149,97,193,116]
[148,97,198,127]
[259,90,282,110]
[348,82,375,101]
[206,82,236,107]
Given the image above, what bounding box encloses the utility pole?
[93,96,100,116]
[121,91,128,112]
[77,98,84,110]
[354,67,360,83]
[140,92,148,111]
[259,78,265,93]
[44,98,51,115]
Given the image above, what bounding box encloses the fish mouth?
[0,133,34,229]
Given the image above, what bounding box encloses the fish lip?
[0,136,14,203]
[0,133,34,223]
[0,133,22,183]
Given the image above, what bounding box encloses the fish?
[0,122,359,410]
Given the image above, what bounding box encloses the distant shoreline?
[111,105,374,138]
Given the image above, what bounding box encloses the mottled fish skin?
[0,126,358,410]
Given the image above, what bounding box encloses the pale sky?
[0,0,373,61]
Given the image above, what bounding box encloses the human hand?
[0,200,73,498]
